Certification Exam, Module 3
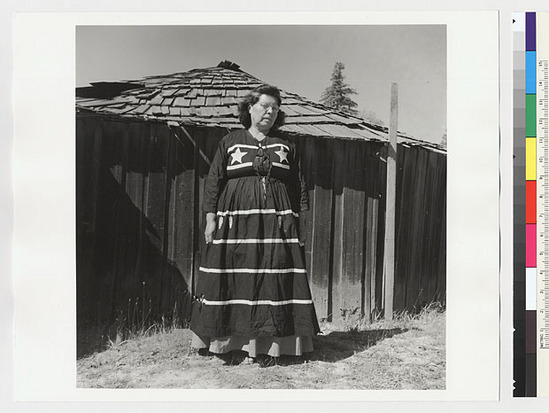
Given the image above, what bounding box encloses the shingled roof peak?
[217,60,241,71]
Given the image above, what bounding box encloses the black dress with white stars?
[190,129,320,357]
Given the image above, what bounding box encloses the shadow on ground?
[77,325,407,366]
[77,321,189,359]
[212,327,407,367]
[310,328,407,363]
[77,325,111,359]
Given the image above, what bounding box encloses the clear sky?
[76,25,446,143]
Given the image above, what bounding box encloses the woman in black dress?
[190,84,320,361]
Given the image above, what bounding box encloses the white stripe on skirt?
[212,238,300,244]
[199,267,307,274]
[202,298,313,306]
[217,208,299,217]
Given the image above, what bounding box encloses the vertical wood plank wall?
[296,137,387,322]
[76,116,446,326]
[394,145,447,311]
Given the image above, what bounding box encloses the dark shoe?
[197,348,211,356]
[257,354,277,367]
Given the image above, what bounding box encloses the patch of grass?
[326,301,445,334]
[78,297,187,358]
[78,304,445,389]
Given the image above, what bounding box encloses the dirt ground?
[77,309,445,389]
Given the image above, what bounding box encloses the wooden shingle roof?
[76,61,444,152]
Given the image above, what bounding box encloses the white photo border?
[12,11,499,402]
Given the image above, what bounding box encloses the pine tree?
[320,62,359,116]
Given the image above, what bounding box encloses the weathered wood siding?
[76,117,200,325]
[394,145,447,311]
[295,137,386,322]
[76,115,446,326]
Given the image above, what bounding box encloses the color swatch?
[515,11,549,397]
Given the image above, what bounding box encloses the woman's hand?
[204,213,217,244]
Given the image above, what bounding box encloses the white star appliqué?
[275,146,288,163]
[230,147,247,165]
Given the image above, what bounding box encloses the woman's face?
[249,94,280,132]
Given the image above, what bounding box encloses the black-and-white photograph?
[75,24,447,389]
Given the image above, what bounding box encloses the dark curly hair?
[237,84,286,130]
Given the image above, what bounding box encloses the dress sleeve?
[289,142,309,213]
[202,137,228,214]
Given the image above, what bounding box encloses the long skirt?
[190,176,320,357]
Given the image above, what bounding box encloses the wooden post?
[383,83,398,320]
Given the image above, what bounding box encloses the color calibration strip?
[515,12,549,397]
[536,12,549,398]
[527,11,537,397]
[513,11,529,397]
